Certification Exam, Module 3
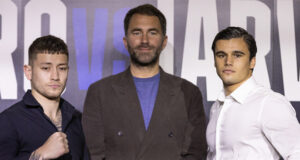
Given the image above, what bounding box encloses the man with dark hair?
[82,4,207,160]
[206,26,300,160]
[0,35,89,160]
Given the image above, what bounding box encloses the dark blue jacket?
[0,90,90,160]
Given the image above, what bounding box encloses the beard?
[127,43,163,67]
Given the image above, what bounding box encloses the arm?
[0,114,19,159]
[29,132,69,160]
[0,112,68,160]
[82,83,106,160]
[78,112,91,160]
[82,141,91,160]
[261,95,300,160]
[182,83,208,160]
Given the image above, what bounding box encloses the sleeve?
[82,83,106,160]
[77,111,91,160]
[182,83,208,160]
[260,94,300,160]
[0,113,20,159]
[82,141,91,160]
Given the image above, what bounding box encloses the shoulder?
[0,101,24,119]
[88,70,127,90]
[258,87,291,106]
[61,99,82,118]
[0,101,24,135]
[161,71,199,91]
[162,72,202,105]
[257,87,296,116]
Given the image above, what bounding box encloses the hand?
[33,132,69,160]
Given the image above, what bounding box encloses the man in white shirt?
[206,26,300,160]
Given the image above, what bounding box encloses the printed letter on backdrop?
[0,0,17,99]
[277,0,300,101]
[181,0,221,101]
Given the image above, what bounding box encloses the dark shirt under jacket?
[0,90,89,160]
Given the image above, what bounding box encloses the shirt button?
[168,132,174,138]
[117,131,123,136]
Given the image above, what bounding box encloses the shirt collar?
[23,90,75,113]
[23,90,41,107]
[217,76,258,104]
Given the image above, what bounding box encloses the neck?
[224,76,252,96]
[31,90,60,118]
[224,86,235,96]
[130,63,160,78]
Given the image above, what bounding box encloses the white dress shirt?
[206,77,300,160]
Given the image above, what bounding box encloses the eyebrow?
[130,28,160,33]
[148,28,159,32]
[232,50,246,55]
[215,51,225,55]
[215,50,246,55]
[39,62,68,66]
[130,28,142,32]
[40,62,52,65]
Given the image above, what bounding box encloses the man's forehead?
[129,14,161,27]
[216,38,248,48]
[34,53,68,63]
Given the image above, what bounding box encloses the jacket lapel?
[136,69,182,158]
[111,68,147,144]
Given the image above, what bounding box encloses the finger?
[64,144,69,153]
[63,137,68,145]
[50,132,59,138]
[63,138,69,147]
[58,132,67,138]
[65,147,70,153]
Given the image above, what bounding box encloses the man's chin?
[46,95,61,100]
[44,91,63,100]
[221,78,235,86]
[131,57,158,67]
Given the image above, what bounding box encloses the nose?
[51,68,59,80]
[225,55,233,65]
[141,33,149,44]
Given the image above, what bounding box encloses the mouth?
[49,84,61,89]
[222,69,235,74]
[137,44,153,50]
[137,47,152,52]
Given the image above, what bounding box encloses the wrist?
[30,148,49,160]
[29,150,44,160]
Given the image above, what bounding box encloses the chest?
[12,112,84,159]
[209,99,265,147]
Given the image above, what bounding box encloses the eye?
[132,31,141,36]
[41,67,50,71]
[233,53,243,58]
[59,66,68,71]
[216,53,225,58]
[149,31,158,35]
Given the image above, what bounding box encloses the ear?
[162,36,168,50]
[250,57,256,70]
[123,37,128,50]
[24,65,32,81]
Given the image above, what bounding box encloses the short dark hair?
[124,4,166,36]
[28,35,68,65]
[211,26,257,60]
